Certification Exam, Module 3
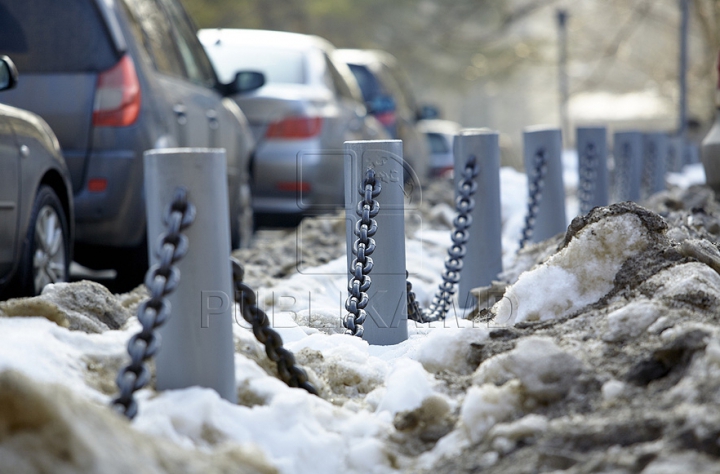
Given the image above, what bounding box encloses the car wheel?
[18,185,70,296]
[231,182,254,249]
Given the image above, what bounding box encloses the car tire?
[231,182,254,249]
[16,185,70,296]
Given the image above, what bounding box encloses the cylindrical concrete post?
[612,131,643,202]
[576,126,608,215]
[455,130,502,309]
[643,132,668,198]
[523,126,566,243]
[144,148,236,403]
[344,140,407,345]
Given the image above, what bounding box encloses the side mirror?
[0,56,19,92]
[417,104,440,121]
[226,70,265,95]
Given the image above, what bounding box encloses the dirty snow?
[1,161,720,473]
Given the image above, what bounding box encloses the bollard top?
[613,130,642,137]
[458,128,497,136]
[143,147,227,157]
[576,125,607,133]
[344,139,402,145]
[524,124,561,134]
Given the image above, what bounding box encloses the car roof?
[334,49,398,68]
[417,119,463,135]
[198,28,332,53]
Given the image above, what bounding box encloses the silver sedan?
[199,29,388,227]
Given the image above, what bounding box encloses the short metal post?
[523,126,566,243]
[643,132,668,198]
[144,148,236,403]
[344,140,407,345]
[455,130,502,309]
[576,126,608,214]
[667,136,685,173]
[612,131,643,202]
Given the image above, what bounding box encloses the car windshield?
[427,133,450,154]
[207,45,307,85]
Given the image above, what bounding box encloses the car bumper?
[73,149,145,247]
[252,139,345,215]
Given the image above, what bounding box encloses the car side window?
[120,0,186,78]
[158,0,217,88]
[324,54,355,101]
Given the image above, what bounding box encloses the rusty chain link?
[112,187,195,419]
[518,148,548,249]
[232,258,318,396]
[578,142,597,215]
[344,169,381,337]
[407,155,479,323]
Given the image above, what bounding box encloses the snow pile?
[493,203,665,325]
[3,164,720,473]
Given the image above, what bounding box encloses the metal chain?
[112,187,196,420]
[407,155,479,323]
[232,258,318,396]
[518,148,548,249]
[578,142,597,215]
[344,169,381,337]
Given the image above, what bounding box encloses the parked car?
[0,0,256,290]
[417,119,461,178]
[333,49,431,182]
[198,29,389,227]
[0,56,74,298]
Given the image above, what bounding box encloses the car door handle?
[173,104,187,125]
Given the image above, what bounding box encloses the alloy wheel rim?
[32,205,66,293]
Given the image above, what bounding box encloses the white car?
[199,29,388,227]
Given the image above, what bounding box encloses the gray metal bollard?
[612,131,643,202]
[455,130,502,309]
[523,126,566,243]
[344,140,407,345]
[667,136,685,173]
[576,126,608,215]
[643,132,668,198]
[144,148,236,403]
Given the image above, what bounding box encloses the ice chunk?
[603,300,663,342]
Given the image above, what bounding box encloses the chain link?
[578,142,597,215]
[232,258,318,396]
[112,187,195,419]
[407,155,479,323]
[518,148,548,249]
[344,169,381,337]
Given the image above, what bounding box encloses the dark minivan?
[0,0,256,289]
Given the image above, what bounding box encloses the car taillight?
[93,55,141,127]
[375,110,396,128]
[265,116,322,139]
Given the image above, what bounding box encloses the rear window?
[205,45,306,85]
[0,0,117,73]
[348,64,383,102]
[427,133,450,154]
